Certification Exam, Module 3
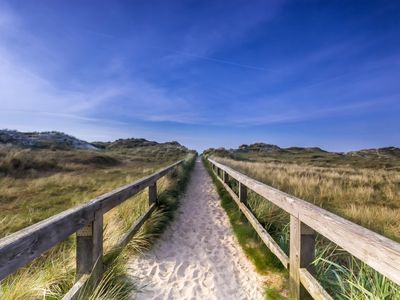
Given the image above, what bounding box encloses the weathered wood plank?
[116,203,157,249]
[215,175,289,268]
[223,170,229,184]
[101,160,182,213]
[289,217,315,299]
[239,182,247,203]
[148,182,157,206]
[290,215,301,299]
[299,268,333,300]
[62,274,90,300]
[76,209,103,279]
[76,225,94,277]
[0,204,96,281]
[63,256,103,300]
[209,158,400,286]
[0,160,182,281]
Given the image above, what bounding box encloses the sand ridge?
[128,159,264,299]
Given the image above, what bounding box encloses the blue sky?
[0,0,399,152]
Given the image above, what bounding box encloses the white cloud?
[0,1,396,138]
[0,5,200,127]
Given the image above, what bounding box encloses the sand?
[128,159,264,300]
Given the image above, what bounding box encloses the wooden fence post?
[290,215,316,299]
[223,170,229,184]
[76,209,103,281]
[149,182,157,206]
[239,182,247,203]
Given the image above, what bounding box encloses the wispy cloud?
[0,2,282,127]
[155,47,281,72]
[0,0,399,151]
[151,0,285,68]
[0,109,127,125]
[225,96,399,126]
[0,5,200,126]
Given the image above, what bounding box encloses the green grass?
[223,199,282,272]
[314,244,400,299]
[202,157,287,299]
[265,287,286,300]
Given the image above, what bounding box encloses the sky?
[0,0,399,152]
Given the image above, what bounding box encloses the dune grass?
[0,146,186,237]
[214,157,400,242]
[209,155,400,299]
[0,144,195,299]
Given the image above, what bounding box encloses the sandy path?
[128,159,264,300]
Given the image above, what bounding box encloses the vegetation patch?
[0,140,196,299]
[202,157,287,299]
[76,154,197,300]
[213,156,400,241]
[206,149,400,299]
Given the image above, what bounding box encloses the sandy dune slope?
[128,159,264,300]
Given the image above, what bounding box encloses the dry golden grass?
[214,157,400,241]
[210,155,400,298]
[0,146,185,237]
[0,145,194,299]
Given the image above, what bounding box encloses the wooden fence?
[0,160,183,299]
[208,158,400,300]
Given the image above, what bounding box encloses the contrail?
[0,109,127,125]
[82,28,278,72]
[160,48,279,72]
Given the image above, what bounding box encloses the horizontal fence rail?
[208,158,400,300]
[0,160,183,299]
